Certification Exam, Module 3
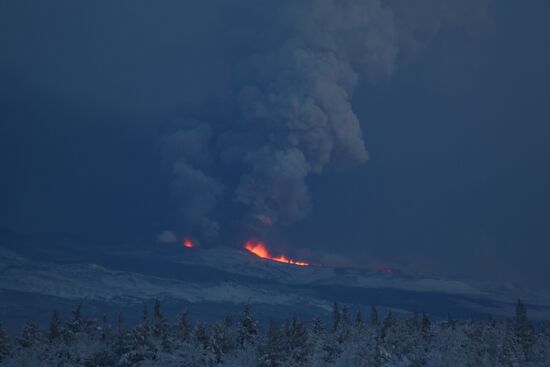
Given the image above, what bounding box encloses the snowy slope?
[173,247,486,295]
[171,246,550,311]
[0,248,329,309]
[1,231,550,332]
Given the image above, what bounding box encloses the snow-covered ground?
[1,233,550,332]
[173,246,550,310]
[0,248,330,309]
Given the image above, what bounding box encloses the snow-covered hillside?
[1,232,550,332]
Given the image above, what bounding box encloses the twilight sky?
[1,0,549,286]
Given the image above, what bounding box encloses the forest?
[0,300,549,366]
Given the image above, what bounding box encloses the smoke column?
[162,0,490,243]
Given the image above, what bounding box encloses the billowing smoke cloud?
[162,120,225,239]
[163,0,490,242]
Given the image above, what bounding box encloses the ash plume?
[163,0,490,242]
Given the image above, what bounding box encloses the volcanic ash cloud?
[162,0,490,242]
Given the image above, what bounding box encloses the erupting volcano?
[244,240,309,266]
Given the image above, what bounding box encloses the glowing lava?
[244,240,309,266]
[183,236,194,248]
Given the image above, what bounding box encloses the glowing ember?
[244,240,309,266]
[183,236,194,248]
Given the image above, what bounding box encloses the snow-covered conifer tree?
[152,299,169,339]
[515,299,534,361]
[259,321,285,367]
[499,319,523,366]
[237,304,258,348]
[174,310,192,342]
[312,316,324,336]
[208,317,235,364]
[332,303,341,332]
[18,320,40,348]
[354,310,364,332]
[0,321,11,362]
[286,314,309,366]
[46,310,62,343]
[369,306,379,328]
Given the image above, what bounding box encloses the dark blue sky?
[1,1,549,285]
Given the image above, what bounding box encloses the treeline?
[0,300,549,366]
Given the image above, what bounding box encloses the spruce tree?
[500,319,523,366]
[446,313,456,330]
[0,321,11,362]
[209,317,234,363]
[19,320,40,348]
[380,310,393,340]
[260,321,285,367]
[128,304,156,363]
[341,306,351,329]
[332,302,341,332]
[140,304,150,336]
[421,312,431,338]
[286,314,309,365]
[355,310,364,330]
[47,310,62,342]
[532,320,550,363]
[133,304,151,349]
[404,310,419,334]
[117,312,124,336]
[100,315,111,341]
[515,299,534,360]
[336,306,352,343]
[69,302,84,333]
[193,323,210,349]
[369,305,379,327]
[175,310,192,342]
[114,312,129,357]
[237,304,258,347]
[312,316,324,336]
[152,299,168,339]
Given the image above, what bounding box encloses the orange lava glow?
[183,236,194,248]
[244,240,309,266]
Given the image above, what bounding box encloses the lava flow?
[244,240,309,266]
[183,236,194,248]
